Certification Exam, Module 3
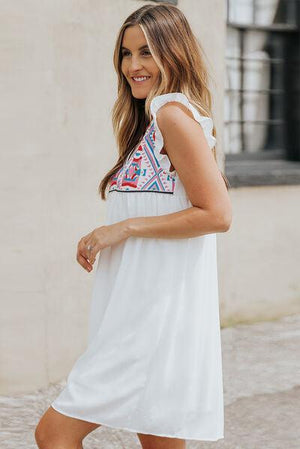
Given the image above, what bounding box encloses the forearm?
[123,206,228,239]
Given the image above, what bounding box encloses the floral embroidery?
[108,122,176,194]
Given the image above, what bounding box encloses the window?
[225,0,299,161]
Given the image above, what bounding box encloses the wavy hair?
[98,2,230,200]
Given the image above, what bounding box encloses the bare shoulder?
[156,100,195,126]
[156,100,208,150]
[153,99,230,217]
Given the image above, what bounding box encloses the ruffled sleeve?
[149,92,216,172]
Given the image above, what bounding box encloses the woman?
[35,3,232,449]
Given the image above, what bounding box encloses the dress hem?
[50,403,224,442]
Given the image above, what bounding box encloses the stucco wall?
[218,185,300,327]
[2,1,298,396]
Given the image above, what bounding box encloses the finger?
[85,241,98,263]
[77,239,86,254]
[87,247,98,265]
[77,252,93,272]
[78,245,92,264]
[78,233,92,251]
[79,242,92,261]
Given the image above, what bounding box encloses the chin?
[131,91,149,100]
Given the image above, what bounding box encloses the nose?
[129,55,143,72]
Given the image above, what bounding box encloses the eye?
[121,49,151,58]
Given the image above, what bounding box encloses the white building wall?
[2,1,298,395]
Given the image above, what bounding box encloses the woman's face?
[121,25,160,99]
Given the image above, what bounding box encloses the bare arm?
[80,102,233,270]
[123,101,232,239]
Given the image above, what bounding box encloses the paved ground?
[1,314,299,448]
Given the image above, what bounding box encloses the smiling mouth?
[131,76,151,84]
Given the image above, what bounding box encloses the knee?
[137,433,186,449]
[34,421,51,449]
[34,421,63,449]
[34,422,46,448]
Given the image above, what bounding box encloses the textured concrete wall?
[1,0,139,394]
[4,0,298,397]
[218,185,300,327]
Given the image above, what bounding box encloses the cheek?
[152,69,160,81]
[121,59,127,74]
[149,63,160,78]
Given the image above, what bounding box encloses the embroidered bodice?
[108,92,216,197]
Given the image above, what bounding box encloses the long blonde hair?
[98,2,230,200]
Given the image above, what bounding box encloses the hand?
[76,220,130,272]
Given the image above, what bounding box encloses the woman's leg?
[137,433,186,449]
[35,406,101,449]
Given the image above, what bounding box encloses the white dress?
[51,92,224,442]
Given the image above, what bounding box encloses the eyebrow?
[121,45,149,51]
